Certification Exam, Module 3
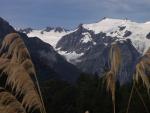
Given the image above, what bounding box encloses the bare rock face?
[43,26,68,33]
[19,28,33,34]
[146,32,150,39]
[119,26,126,31]
[123,30,132,37]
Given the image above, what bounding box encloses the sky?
[0,0,150,29]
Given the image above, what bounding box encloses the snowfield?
[83,18,150,54]
[25,18,150,62]
[81,32,92,43]
[27,29,68,47]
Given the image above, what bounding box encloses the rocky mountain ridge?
[0,17,81,83]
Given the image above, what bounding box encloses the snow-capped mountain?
[20,27,70,47]
[55,18,150,82]
[56,18,150,62]
[21,18,150,55]
[82,18,150,54]
[19,18,150,82]
[21,18,150,63]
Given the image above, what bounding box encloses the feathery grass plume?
[134,48,150,92]
[109,44,121,75]
[104,44,121,113]
[0,33,46,113]
[0,87,26,113]
[126,48,150,113]
[0,58,10,71]
[0,33,18,56]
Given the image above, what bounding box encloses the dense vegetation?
[41,73,150,113]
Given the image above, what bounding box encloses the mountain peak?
[0,17,15,39]
[0,17,8,24]
[19,28,33,34]
[43,26,68,33]
[19,26,70,47]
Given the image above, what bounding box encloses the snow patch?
[93,42,96,45]
[104,43,108,46]
[27,29,70,48]
[58,51,84,64]
[81,32,92,43]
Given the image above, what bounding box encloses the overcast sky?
[0,0,150,29]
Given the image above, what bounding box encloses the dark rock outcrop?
[19,28,33,34]
[119,26,126,31]
[43,26,68,33]
[123,30,132,37]
[146,32,150,39]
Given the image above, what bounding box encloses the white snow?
[81,32,92,43]
[27,29,69,47]
[83,18,128,34]
[104,43,108,46]
[58,50,84,64]
[93,42,96,45]
[83,18,150,54]
[26,18,150,56]
[80,32,97,45]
